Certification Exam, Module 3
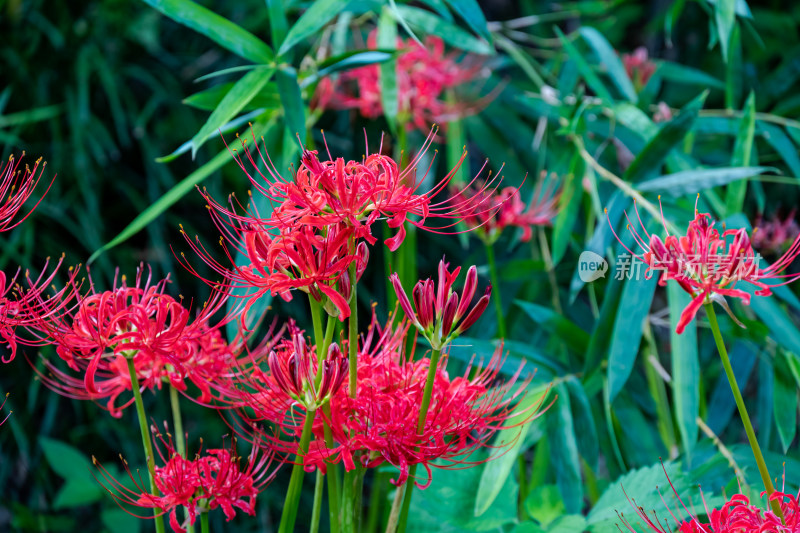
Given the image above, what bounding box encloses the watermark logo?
[578,251,608,282]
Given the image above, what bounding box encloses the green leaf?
[0,104,64,128]
[183,81,279,111]
[139,0,273,63]
[40,437,94,481]
[637,166,774,196]
[474,385,551,516]
[89,120,274,263]
[667,283,699,459]
[279,0,350,56]
[554,27,612,102]
[191,67,275,157]
[760,122,800,178]
[774,351,797,453]
[524,485,565,527]
[551,170,582,266]
[623,91,706,183]
[579,27,636,102]
[566,377,599,470]
[655,61,726,90]
[394,5,492,54]
[714,0,736,62]
[53,478,104,509]
[607,276,658,402]
[377,7,399,132]
[276,68,306,138]
[725,91,756,215]
[267,0,290,50]
[443,0,491,41]
[514,300,589,355]
[548,384,583,514]
[101,509,141,533]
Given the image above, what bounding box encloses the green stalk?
[200,512,209,533]
[387,348,442,533]
[278,411,317,533]
[310,299,341,533]
[517,455,528,521]
[366,471,388,533]
[125,356,166,533]
[705,302,783,520]
[347,262,358,399]
[169,385,193,533]
[485,243,506,338]
[310,470,325,533]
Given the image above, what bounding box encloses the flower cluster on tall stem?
[0,152,55,232]
[314,32,488,133]
[94,429,275,533]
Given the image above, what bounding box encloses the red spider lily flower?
[390,257,491,350]
[457,174,560,244]
[25,265,249,416]
[0,153,55,232]
[653,102,673,123]
[1,256,79,363]
[608,198,800,334]
[300,313,544,488]
[623,47,656,89]
[753,210,800,256]
[314,33,489,133]
[617,464,800,532]
[94,430,276,533]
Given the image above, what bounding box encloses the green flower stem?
[200,512,209,533]
[485,242,506,339]
[169,384,193,533]
[278,410,317,533]
[517,455,528,520]
[387,348,443,533]
[348,262,358,398]
[125,356,166,533]
[310,469,325,533]
[705,302,783,520]
[309,298,341,533]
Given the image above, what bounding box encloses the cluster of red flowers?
[315,33,486,132]
[623,47,657,89]
[611,197,800,333]
[754,210,800,256]
[456,174,559,244]
[95,432,274,533]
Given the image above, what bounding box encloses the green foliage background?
[2,0,800,531]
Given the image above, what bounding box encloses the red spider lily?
[314,33,488,133]
[608,198,800,334]
[1,256,79,363]
[0,393,10,425]
[623,47,656,89]
[94,429,276,533]
[301,313,543,488]
[753,210,800,256]
[390,257,491,350]
[25,265,252,416]
[0,153,55,232]
[457,174,560,244]
[618,464,800,532]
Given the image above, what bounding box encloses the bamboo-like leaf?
[276,67,306,138]
[443,0,491,41]
[140,0,273,63]
[548,384,583,514]
[278,0,351,56]
[377,7,399,132]
[668,283,699,459]
[714,0,737,62]
[725,92,756,215]
[637,166,774,196]
[579,27,636,102]
[554,27,612,102]
[191,67,275,157]
[394,5,492,54]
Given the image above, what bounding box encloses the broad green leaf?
[623,91,706,183]
[551,170,582,266]
[53,478,104,509]
[759,122,800,178]
[668,283,699,459]
[194,65,262,83]
[579,27,636,102]
[523,485,565,527]
[377,7,399,132]
[774,351,797,453]
[394,5,492,55]
[474,385,552,516]
[140,0,273,63]
[156,109,266,162]
[554,27,612,102]
[267,0,290,50]
[279,0,350,56]
[725,91,756,215]
[655,61,725,89]
[714,0,736,62]
[566,377,599,470]
[607,275,658,402]
[276,67,306,138]
[40,438,94,481]
[637,166,774,196]
[191,67,275,157]
[443,0,491,41]
[0,104,64,128]
[89,120,274,263]
[548,384,583,514]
